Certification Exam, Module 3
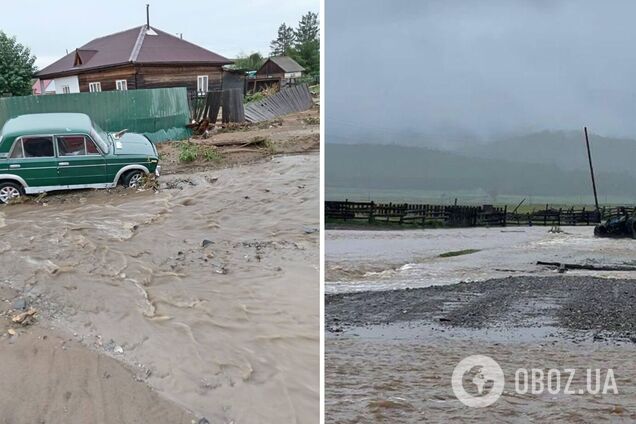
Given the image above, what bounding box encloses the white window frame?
[62,85,70,94]
[88,82,102,93]
[116,79,128,91]
[197,75,208,94]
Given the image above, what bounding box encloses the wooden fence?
[325,201,636,227]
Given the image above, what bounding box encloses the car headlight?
[155,165,161,177]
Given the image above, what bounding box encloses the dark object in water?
[594,214,636,238]
[537,261,636,272]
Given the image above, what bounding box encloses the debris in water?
[114,345,124,354]
[11,307,37,325]
[201,239,214,248]
[304,226,318,234]
[7,329,16,336]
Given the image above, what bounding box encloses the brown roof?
[261,56,305,73]
[36,26,232,78]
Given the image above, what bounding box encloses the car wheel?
[0,182,24,204]
[594,224,607,237]
[628,218,636,239]
[123,170,145,188]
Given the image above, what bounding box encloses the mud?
[0,153,319,423]
[157,108,319,176]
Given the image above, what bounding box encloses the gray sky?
[2,0,316,69]
[326,0,636,143]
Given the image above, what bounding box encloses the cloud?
[326,0,636,142]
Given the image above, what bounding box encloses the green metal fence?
[0,88,191,143]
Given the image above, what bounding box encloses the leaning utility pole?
[584,127,600,212]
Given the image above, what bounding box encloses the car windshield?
[90,121,110,153]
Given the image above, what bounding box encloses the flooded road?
[326,227,636,292]
[0,154,319,423]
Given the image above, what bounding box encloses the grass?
[259,137,276,154]
[438,249,481,258]
[201,146,222,162]
[178,142,223,163]
[178,142,199,162]
[304,116,320,125]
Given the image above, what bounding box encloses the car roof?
[0,113,94,139]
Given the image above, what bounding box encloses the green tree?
[232,52,265,71]
[270,23,296,56]
[0,31,36,96]
[291,12,320,76]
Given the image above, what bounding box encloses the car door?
[56,135,108,186]
[7,135,60,188]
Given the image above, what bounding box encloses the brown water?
[326,335,636,423]
[326,227,636,293]
[0,154,319,423]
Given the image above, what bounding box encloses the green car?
[0,113,160,203]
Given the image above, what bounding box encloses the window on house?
[88,82,102,93]
[116,80,128,91]
[197,75,208,94]
[62,85,70,94]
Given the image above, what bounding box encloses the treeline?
[233,11,320,77]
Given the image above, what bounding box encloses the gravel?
[326,276,636,340]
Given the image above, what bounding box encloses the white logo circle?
[452,355,505,407]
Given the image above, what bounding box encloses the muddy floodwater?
[0,154,319,423]
[326,227,636,422]
[327,227,636,293]
[326,336,636,423]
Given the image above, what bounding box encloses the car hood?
[112,133,157,157]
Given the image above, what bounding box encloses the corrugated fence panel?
[0,88,191,143]
[244,84,314,123]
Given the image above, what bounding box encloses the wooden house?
[250,56,305,92]
[35,25,232,95]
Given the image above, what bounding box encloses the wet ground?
[325,228,636,423]
[0,153,319,423]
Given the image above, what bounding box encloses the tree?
[291,12,320,77]
[0,31,36,96]
[232,52,265,71]
[294,12,319,45]
[270,23,295,56]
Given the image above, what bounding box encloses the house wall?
[78,65,136,92]
[257,60,284,77]
[52,75,80,94]
[50,64,225,94]
[135,64,224,92]
[284,71,302,79]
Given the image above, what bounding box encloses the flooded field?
[325,227,636,422]
[0,153,319,423]
[326,335,636,423]
[326,227,636,293]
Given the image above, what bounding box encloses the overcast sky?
[2,0,316,69]
[326,0,636,144]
